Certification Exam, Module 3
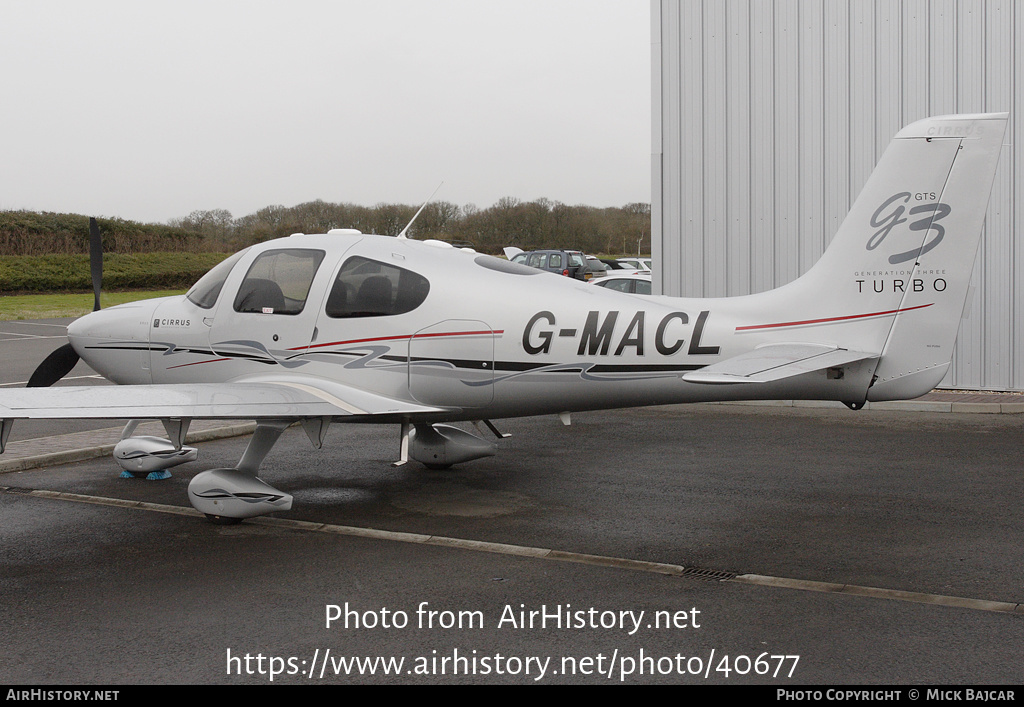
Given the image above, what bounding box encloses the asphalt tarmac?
[2,399,1023,685]
[0,318,113,440]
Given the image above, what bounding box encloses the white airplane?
[0,112,1008,523]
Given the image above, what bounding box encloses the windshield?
[185,249,250,309]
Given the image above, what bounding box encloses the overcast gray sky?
[0,0,650,225]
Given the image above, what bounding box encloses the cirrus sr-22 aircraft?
[0,113,1009,523]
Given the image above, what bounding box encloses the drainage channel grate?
[1,486,36,495]
[680,566,737,582]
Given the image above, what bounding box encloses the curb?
[0,422,256,474]
[710,399,1021,414]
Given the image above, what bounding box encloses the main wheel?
[204,513,243,526]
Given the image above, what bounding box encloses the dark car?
[584,255,609,279]
[509,249,589,280]
[599,258,637,270]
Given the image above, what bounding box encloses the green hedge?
[0,211,208,255]
[0,252,230,293]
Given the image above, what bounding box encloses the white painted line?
[2,322,71,329]
[0,375,105,388]
[3,486,1020,615]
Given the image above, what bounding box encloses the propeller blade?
[89,217,102,311]
[27,343,80,388]
[25,219,98,387]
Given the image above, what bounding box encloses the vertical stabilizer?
[867,114,1008,399]
[764,113,1008,401]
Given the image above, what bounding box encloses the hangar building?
[652,0,1024,390]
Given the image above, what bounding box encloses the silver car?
[589,273,651,295]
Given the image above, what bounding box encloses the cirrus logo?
[868,192,951,265]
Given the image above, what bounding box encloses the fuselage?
[65,232,882,422]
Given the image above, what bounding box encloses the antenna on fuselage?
[397,181,444,239]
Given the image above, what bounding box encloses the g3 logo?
[868,192,952,265]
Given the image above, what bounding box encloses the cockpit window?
[326,256,430,318]
[185,248,250,310]
[233,248,325,315]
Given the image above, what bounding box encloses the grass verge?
[0,290,186,321]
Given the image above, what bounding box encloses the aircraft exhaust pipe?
[187,468,293,522]
[409,424,496,469]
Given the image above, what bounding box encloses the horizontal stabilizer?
[682,344,878,385]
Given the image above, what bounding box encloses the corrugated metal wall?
[652,0,1022,390]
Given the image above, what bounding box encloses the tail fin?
[774,113,1008,401]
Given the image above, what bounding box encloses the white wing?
[0,377,447,421]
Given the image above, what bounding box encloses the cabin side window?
[325,256,430,318]
[233,248,326,315]
[185,248,250,310]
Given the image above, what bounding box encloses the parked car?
[600,258,644,275]
[600,258,634,270]
[617,257,651,272]
[584,255,609,278]
[589,273,652,295]
[506,249,589,280]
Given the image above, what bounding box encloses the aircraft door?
[208,248,328,371]
[408,320,495,408]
